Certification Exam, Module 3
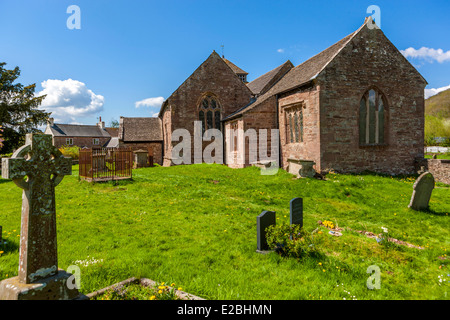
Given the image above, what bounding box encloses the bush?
[59,145,80,160]
[265,224,323,258]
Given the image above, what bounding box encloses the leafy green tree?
[0,62,50,153]
[109,118,119,128]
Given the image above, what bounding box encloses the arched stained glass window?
[285,104,304,144]
[198,95,222,132]
[199,110,205,134]
[359,88,387,145]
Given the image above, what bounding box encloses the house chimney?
[47,117,54,126]
[97,116,105,129]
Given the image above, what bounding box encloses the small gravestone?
[408,172,435,211]
[256,211,276,253]
[290,198,303,227]
[0,134,81,300]
[289,198,303,240]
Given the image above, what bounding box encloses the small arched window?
[199,95,221,134]
[359,88,386,145]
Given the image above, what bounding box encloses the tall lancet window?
[198,94,222,134]
[359,88,386,145]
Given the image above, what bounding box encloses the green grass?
[425,153,450,160]
[0,164,449,300]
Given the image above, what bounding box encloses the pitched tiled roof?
[247,60,294,96]
[104,127,119,137]
[47,123,111,137]
[222,58,248,75]
[119,117,163,142]
[223,20,365,121]
[104,137,119,148]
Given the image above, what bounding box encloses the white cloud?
[277,48,285,53]
[37,79,104,123]
[135,96,165,108]
[401,47,450,63]
[425,84,450,99]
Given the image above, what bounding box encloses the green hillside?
[426,88,450,118]
[425,88,450,146]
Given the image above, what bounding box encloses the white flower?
[381,227,388,233]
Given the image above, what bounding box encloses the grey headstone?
[257,211,276,252]
[290,198,303,227]
[408,172,435,211]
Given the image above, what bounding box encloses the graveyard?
[0,150,449,300]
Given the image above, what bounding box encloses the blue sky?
[1,0,449,125]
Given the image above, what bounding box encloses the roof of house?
[246,60,294,96]
[119,117,163,142]
[222,58,248,75]
[104,137,119,148]
[46,123,111,137]
[223,19,368,121]
[104,127,119,137]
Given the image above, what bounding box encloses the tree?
[109,118,119,128]
[0,62,50,153]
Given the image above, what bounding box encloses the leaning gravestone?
[256,211,276,252]
[408,172,435,211]
[0,134,80,300]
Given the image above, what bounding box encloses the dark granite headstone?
[256,211,276,252]
[290,198,303,227]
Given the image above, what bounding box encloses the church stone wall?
[317,25,426,175]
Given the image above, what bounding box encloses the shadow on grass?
[1,238,19,254]
[407,206,449,216]
[421,208,450,216]
[0,179,11,185]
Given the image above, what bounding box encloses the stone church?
[121,17,427,175]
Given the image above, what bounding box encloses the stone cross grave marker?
[408,172,435,211]
[0,134,80,300]
[256,211,276,253]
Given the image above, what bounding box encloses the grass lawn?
[425,153,450,160]
[0,164,449,300]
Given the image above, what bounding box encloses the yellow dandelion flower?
[150,295,156,300]
[178,287,182,291]
[158,290,162,294]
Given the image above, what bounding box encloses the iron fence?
[79,147,133,182]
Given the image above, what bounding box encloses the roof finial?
[221,45,225,58]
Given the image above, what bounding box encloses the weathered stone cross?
[0,134,79,300]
